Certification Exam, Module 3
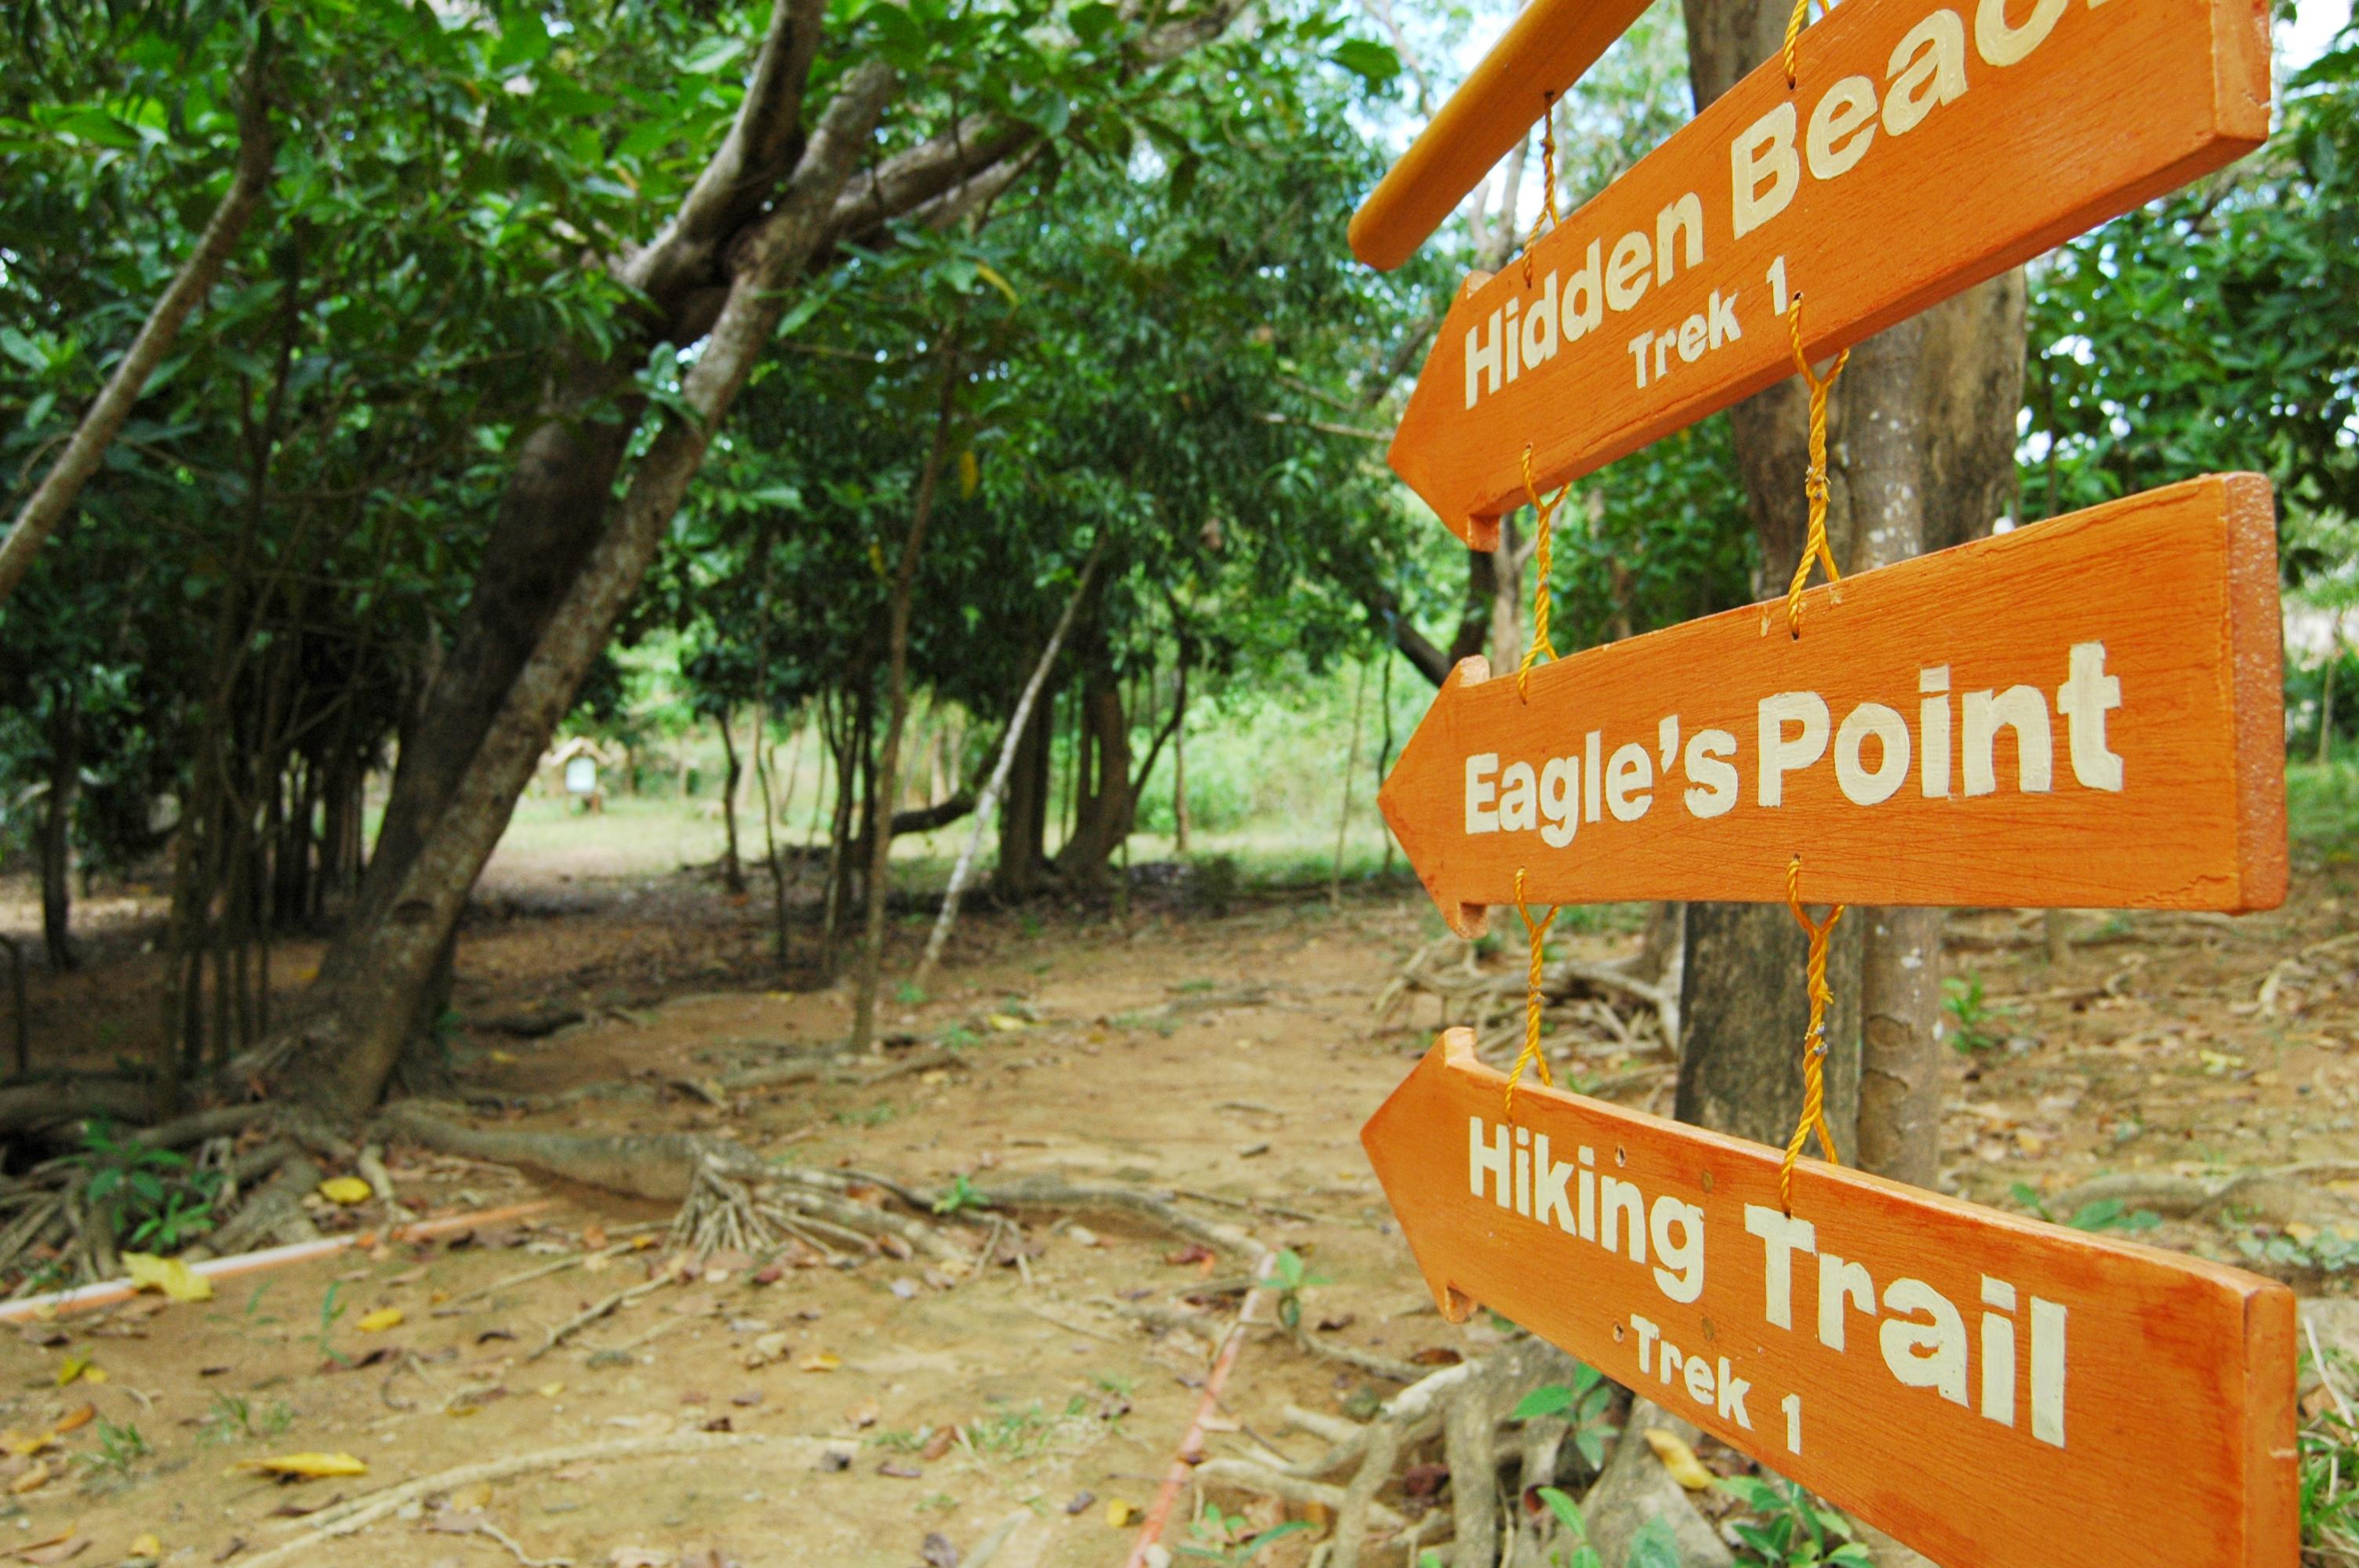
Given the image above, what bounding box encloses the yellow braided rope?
[1781,0,1819,86]
[1783,298,1849,639]
[1503,869,1561,1119]
[1779,856,1845,1212]
[1521,93,1563,287]
[1516,447,1565,699]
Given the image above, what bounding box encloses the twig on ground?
[529,1275,673,1362]
[242,1432,801,1566]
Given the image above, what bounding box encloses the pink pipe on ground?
[1123,1248,1279,1567]
[0,1200,554,1322]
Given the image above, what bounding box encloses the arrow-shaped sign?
[1387,0,2270,545]
[1378,474,2284,938]
[1363,1028,2299,1568]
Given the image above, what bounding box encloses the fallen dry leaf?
[3,1526,79,1564]
[50,1406,93,1436]
[355,1307,404,1333]
[798,1352,840,1373]
[921,1427,958,1461]
[122,1253,213,1303]
[845,1399,880,1428]
[128,1534,161,1559]
[9,1460,49,1494]
[235,1452,369,1480]
[744,1331,791,1369]
[318,1177,373,1206]
[1106,1499,1138,1527]
[1641,1428,1714,1490]
[0,1431,53,1458]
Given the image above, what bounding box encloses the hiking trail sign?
[1379,474,2287,936]
[1363,1029,2301,1568]
[1383,0,2273,544]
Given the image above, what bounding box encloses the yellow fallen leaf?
[124,1252,214,1303]
[985,1014,1026,1033]
[0,1430,52,1457]
[9,1460,49,1494]
[538,1382,565,1398]
[50,1405,93,1436]
[82,1366,108,1385]
[235,1452,368,1479]
[129,1534,162,1557]
[1642,1428,1714,1490]
[2288,1221,2321,1245]
[318,1177,373,1206]
[54,1353,89,1388]
[1106,1499,1137,1527]
[354,1307,404,1333]
[489,1050,518,1065]
[798,1352,841,1373]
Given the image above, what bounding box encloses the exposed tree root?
[380,1104,751,1201]
[1378,945,1677,1063]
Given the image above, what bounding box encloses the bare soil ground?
[0,825,2353,1567]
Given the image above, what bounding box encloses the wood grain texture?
[1387,0,2273,544]
[1377,475,2287,934]
[1363,1029,2299,1568]
[1347,0,1656,271]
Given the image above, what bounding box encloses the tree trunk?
[852,338,961,1049]
[1675,0,2020,1190]
[1053,640,1135,886]
[2322,632,2340,766]
[264,61,905,1115]
[994,684,1057,899]
[918,545,1100,983]
[716,707,747,895]
[39,694,79,973]
[0,46,274,608]
[1842,319,1944,1189]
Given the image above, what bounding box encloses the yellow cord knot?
[1783,296,1849,640]
[1503,869,1561,1119]
[1779,855,1845,1212]
[1516,447,1565,701]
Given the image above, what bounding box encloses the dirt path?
[1,857,2354,1566]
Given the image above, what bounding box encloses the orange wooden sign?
[1364,1029,2299,1568]
[1378,474,2286,937]
[1348,0,1656,273]
[1385,0,2272,545]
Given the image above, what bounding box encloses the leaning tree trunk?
[264,61,908,1115]
[1052,638,1134,887]
[277,0,1246,1109]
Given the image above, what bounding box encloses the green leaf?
[679,34,747,75]
[1512,1385,1575,1420]
[1331,38,1401,85]
[1535,1485,1585,1537]
[1627,1516,1681,1568]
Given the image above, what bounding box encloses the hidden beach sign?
[1384,0,2273,543]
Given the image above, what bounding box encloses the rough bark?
[269,62,903,1114]
[1842,319,1945,1188]
[0,45,274,608]
[1675,0,1855,1151]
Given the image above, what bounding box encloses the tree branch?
[620,0,828,316]
[0,42,274,608]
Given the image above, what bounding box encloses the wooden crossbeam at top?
[1347,0,1657,271]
